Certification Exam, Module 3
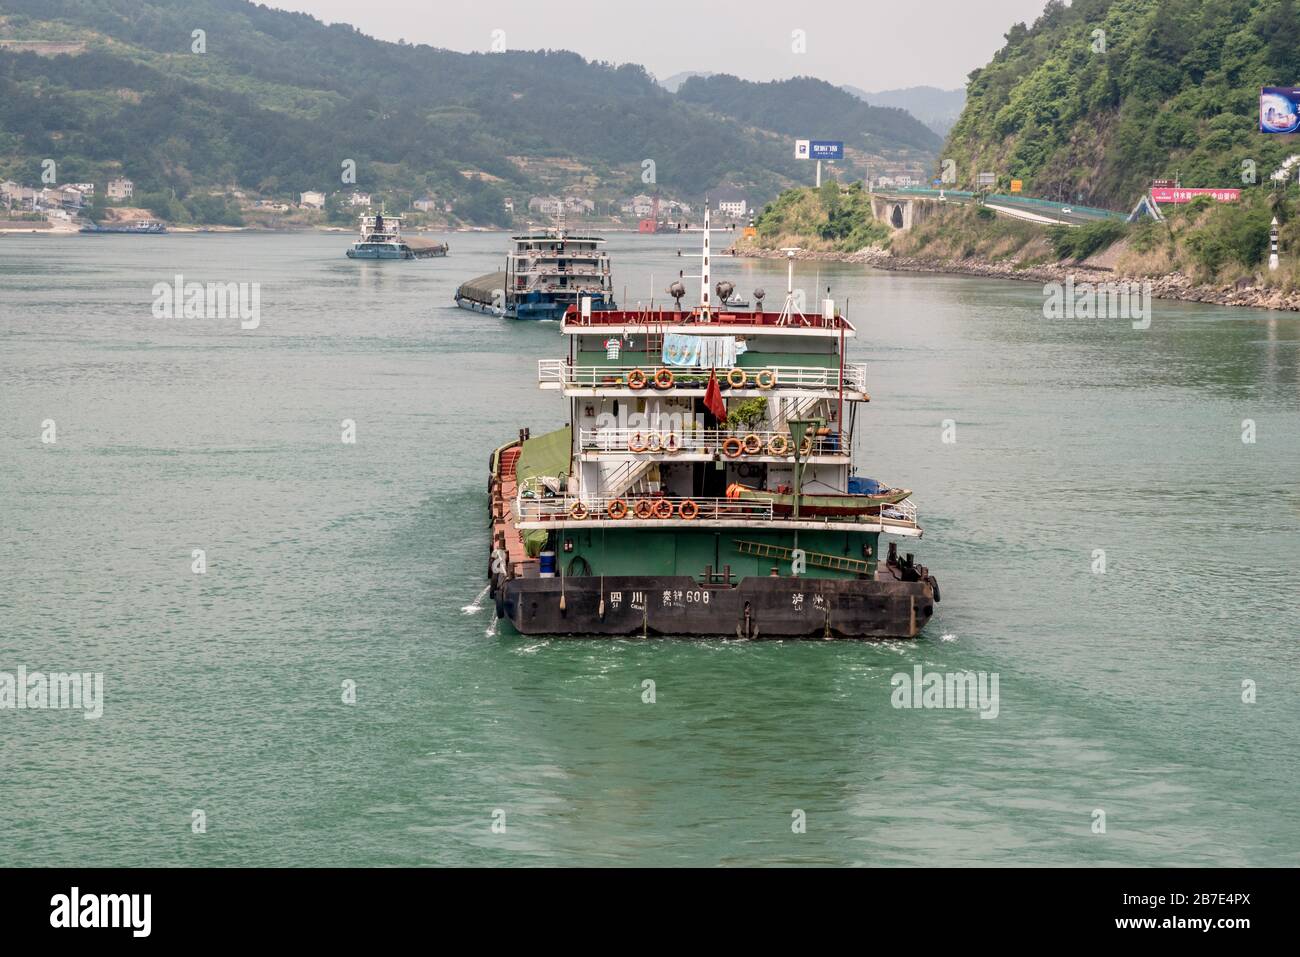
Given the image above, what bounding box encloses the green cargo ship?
[488,210,939,639]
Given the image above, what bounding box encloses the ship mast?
[675,200,733,322]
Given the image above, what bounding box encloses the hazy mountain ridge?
[0,0,941,224]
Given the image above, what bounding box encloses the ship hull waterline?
[495,573,938,640]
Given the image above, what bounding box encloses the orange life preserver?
[800,434,814,456]
[653,367,674,389]
[726,367,747,388]
[570,501,589,520]
[767,434,790,456]
[652,499,674,519]
[628,431,647,453]
[627,369,648,390]
[743,433,763,455]
[722,436,744,458]
[646,431,663,452]
[633,499,655,520]
[755,369,776,389]
[607,499,628,520]
[663,432,680,453]
[725,483,747,499]
[678,499,700,520]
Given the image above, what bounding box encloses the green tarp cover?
[515,426,571,558]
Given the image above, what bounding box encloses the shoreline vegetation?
[735,184,1300,313]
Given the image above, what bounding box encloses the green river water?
[1,231,1296,866]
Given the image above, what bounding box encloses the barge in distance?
[455,218,616,320]
[487,210,939,639]
[346,210,448,259]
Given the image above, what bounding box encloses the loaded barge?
[455,218,616,320]
[487,210,939,639]
[346,210,448,259]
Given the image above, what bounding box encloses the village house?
[347,191,371,207]
[527,195,563,217]
[106,177,134,201]
[299,190,326,209]
[711,187,749,220]
[412,196,436,213]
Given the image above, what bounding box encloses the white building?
[106,177,134,201]
[528,195,563,216]
[412,196,437,213]
[348,191,371,207]
[299,190,326,209]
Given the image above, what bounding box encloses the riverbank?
[734,245,1300,312]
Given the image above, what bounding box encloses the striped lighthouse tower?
[1269,217,1280,272]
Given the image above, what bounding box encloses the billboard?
[1010,179,1023,193]
[1260,87,1300,134]
[977,172,996,187]
[1150,187,1241,204]
[795,139,844,160]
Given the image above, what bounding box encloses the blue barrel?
[539,550,556,578]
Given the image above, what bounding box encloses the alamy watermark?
[151,274,260,329]
[1043,276,1151,329]
[1,667,104,719]
[891,665,999,719]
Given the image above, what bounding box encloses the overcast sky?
[267,0,1054,91]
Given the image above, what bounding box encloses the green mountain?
[944,0,1300,208]
[842,85,966,137]
[0,0,940,226]
[678,74,942,156]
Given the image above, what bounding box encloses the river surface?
[1,230,1297,866]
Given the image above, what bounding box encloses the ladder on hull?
[733,539,874,575]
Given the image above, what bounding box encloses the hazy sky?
[267,0,1054,91]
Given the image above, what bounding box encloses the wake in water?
[462,583,491,615]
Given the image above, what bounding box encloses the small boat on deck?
[725,482,912,516]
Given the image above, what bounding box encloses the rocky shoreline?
[735,246,1300,312]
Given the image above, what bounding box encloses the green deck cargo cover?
[515,426,571,557]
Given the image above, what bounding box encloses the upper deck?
[561,305,856,338]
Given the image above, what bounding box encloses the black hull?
[496,575,937,640]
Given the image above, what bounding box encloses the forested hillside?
[0,0,940,225]
[944,0,1300,207]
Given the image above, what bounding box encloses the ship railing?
[561,306,855,331]
[515,494,774,523]
[880,498,918,526]
[537,360,867,393]
[577,427,850,457]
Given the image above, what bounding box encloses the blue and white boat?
[454,219,616,320]
[346,210,447,259]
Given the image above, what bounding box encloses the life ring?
[722,436,745,458]
[726,368,748,388]
[646,431,663,452]
[755,369,777,389]
[663,432,680,453]
[678,499,699,520]
[628,431,647,453]
[653,368,674,389]
[725,483,747,499]
[627,369,648,390]
[743,433,763,455]
[767,434,790,456]
[607,499,628,520]
[570,501,589,520]
[652,499,674,519]
[633,500,655,520]
[800,435,814,456]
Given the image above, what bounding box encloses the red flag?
[704,368,727,421]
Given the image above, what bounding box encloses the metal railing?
[578,427,850,457]
[515,492,920,529]
[516,494,773,523]
[538,360,867,392]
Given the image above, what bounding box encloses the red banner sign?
[1150,187,1241,204]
